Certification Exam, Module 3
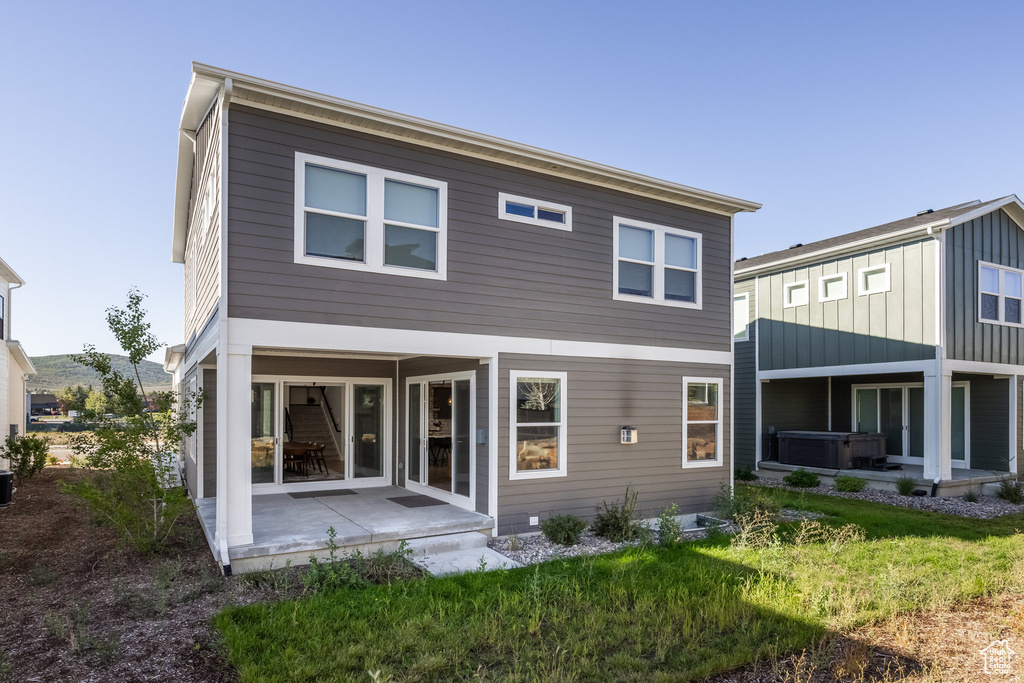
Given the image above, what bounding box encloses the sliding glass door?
[405,372,475,508]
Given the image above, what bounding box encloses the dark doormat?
[289,489,358,499]
[387,495,447,508]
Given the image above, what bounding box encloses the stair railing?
[284,408,293,441]
[318,387,345,463]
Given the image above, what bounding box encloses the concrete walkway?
[196,486,493,567]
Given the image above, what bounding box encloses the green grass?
[215,485,1024,682]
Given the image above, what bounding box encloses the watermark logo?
[981,639,1016,675]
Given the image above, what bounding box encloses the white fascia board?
[227,318,733,367]
[172,74,223,263]
[0,257,25,286]
[950,195,1024,230]
[944,359,1024,376]
[163,344,186,374]
[758,359,935,380]
[7,341,35,374]
[188,63,761,217]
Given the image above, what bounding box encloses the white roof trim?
[0,256,25,286]
[7,341,35,374]
[172,63,761,262]
[163,344,186,374]
[736,195,1024,278]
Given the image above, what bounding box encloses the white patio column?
[923,365,953,481]
[215,343,254,553]
[1010,376,1018,476]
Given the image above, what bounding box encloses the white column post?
[923,364,953,481]
[1010,376,1018,476]
[215,342,254,553]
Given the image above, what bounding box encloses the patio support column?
[216,344,254,550]
[1010,376,1018,476]
[923,365,952,481]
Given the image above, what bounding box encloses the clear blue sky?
[3,1,1022,363]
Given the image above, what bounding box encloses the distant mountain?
[27,354,171,394]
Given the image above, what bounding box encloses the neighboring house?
[30,393,59,416]
[165,63,759,572]
[0,257,35,444]
[734,197,1024,490]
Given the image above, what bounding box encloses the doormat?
[288,489,358,499]
[387,495,447,508]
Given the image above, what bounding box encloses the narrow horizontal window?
[497,192,572,231]
[294,153,448,280]
[783,280,808,308]
[857,264,891,296]
[819,272,848,302]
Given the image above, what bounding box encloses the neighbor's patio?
[196,487,493,571]
[758,461,1006,496]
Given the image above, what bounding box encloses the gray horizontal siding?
[226,106,733,351]
[734,279,756,467]
[946,210,1024,364]
[202,367,217,498]
[496,354,730,535]
[757,240,937,371]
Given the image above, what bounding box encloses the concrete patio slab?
[413,546,521,577]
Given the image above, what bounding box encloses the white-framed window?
[733,293,749,341]
[613,217,701,308]
[783,280,809,308]
[683,377,723,468]
[498,192,572,231]
[819,272,848,302]
[294,152,448,280]
[979,261,1024,325]
[509,371,567,480]
[857,263,891,296]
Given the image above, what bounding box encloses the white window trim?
[508,370,568,480]
[978,260,1024,328]
[497,192,572,231]
[612,216,702,309]
[783,280,809,308]
[818,272,848,302]
[293,152,448,281]
[682,377,724,468]
[857,263,891,296]
[733,292,749,341]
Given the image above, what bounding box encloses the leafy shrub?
[540,514,588,546]
[895,475,916,496]
[304,527,364,593]
[352,541,419,584]
[834,475,867,493]
[712,483,781,521]
[656,503,683,547]
[0,435,49,484]
[783,468,820,488]
[998,477,1024,505]
[734,466,758,482]
[592,486,642,542]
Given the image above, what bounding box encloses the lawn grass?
[214,486,1024,682]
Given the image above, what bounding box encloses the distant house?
[164,63,760,573]
[734,197,1024,492]
[30,393,59,416]
[0,257,35,442]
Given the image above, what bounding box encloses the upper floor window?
[819,272,848,302]
[979,261,1023,325]
[613,217,701,309]
[0,294,4,340]
[733,293,749,341]
[857,264,891,296]
[498,192,572,231]
[784,280,808,308]
[294,153,448,280]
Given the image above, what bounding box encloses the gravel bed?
[489,528,709,566]
[749,478,1024,519]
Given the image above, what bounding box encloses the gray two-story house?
[735,196,1024,492]
[165,64,760,572]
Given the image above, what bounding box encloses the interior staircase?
[287,404,343,466]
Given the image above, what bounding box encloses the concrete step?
[412,546,521,576]
[403,530,489,557]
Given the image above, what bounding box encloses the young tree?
[62,289,201,553]
[84,390,109,419]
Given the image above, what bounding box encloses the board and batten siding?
[225,105,733,351]
[756,239,938,371]
[733,279,757,467]
[185,105,222,349]
[946,209,1024,364]
[953,372,1010,471]
[496,354,730,535]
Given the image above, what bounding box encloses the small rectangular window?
[498,192,572,231]
[509,371,568,480]
[858,264,891,296]
[683,377,723,467]
[819,272,848,302]
[614,217,702,308]
[979,261,1024,326]
[784,280,808,308]
[733,293,749,340]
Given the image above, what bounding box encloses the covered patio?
[196,486,493,572]
[758,461,1006,497]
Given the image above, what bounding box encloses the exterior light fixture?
[620,426,638,444]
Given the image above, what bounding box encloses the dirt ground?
[0,467,255,682]
[2,467,1022,682]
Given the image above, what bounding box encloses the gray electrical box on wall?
[476,429,487,444]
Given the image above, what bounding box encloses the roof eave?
[163,344,186,374]
[0,256,25,286]
[7,341,35,375]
